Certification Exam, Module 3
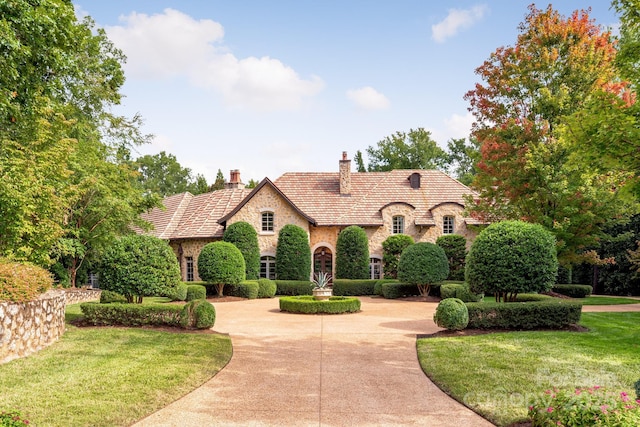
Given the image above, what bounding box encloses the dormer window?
[443,215,454,234]
[261,211,274,232]
[392,215,404,234]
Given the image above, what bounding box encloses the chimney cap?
[342,151,348,160]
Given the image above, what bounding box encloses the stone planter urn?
[312,288,333,300]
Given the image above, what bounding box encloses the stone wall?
[63,288,101,305]
[0,290,66,364]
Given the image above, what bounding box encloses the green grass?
[1,302,232,427]
[581,295,640,305]
[417,312,640,426]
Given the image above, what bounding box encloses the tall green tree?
[464,5,628,264]
[223,221,260,280]
[446,138,479,186]
[209,169,226,191]
[134,151,209,197]
[335,225,369,279]
[276,224,311,281]
[363,128,449,172]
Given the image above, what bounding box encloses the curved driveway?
[134,297,494,426]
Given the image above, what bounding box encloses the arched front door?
[313,246,333,279]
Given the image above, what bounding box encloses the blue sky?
[75,1,619,185]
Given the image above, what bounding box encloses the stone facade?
[1,290,66,364]
[171,239,216,282]
[227,184,310,255]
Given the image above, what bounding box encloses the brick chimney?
[339,151,351,196]
[226,169,245,189]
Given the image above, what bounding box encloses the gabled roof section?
[141,188,251,240]
[274,169,476,227]
[218,177,316,226]
[141,192,193,239]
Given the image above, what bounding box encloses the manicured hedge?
[226,281,259,299]
[0,259,53,303]
[374,279,398,296]
[80,302,183,327]
[186,284,207,301]
[552,284,592,298]
[440,283,482,302]
[434,298,469,330]
[166,283,188,301]
[275,280,313,296]
[257,278,277,298]
[99,290,127,304]
[279,296,361,314]
[465,300,582,330]
[381,283,420,299]
[332,279,378,296]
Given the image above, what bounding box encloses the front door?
[313,247,333,279]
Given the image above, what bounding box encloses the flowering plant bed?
[279,295,361,314]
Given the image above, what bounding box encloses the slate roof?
[142,169,480,240]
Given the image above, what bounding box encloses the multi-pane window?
[392,215,404,234]
[261,212,274,232]
[369,257,382,280]
[260,256,276,280]
[443,216,455,234]
[185,256,194,282]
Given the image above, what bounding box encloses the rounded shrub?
[100,290,127,304]
[275,224,311,281]
[436,234,467,281]
[257,278,277,298]
[433,298,469,330]
[382,234,415,279]
[180,299,216,329]
[96,235,180,303]
[223,221,260,280]
[166,283,189,301]
[335,225,370,279]
[0,259,53,302]
[397,242,449,296]
[197,241,245,297]
[228,281,259,299]
[465,220,558,302]
[186,284,207,301]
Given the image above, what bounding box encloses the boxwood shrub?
[179,299,216,329]
[99,290,127,304]
[374,279,398,296]
[226,281,259,299]
[166,283,188,301]
[434,298,469,330]
[0,259,53,303]
[440,283,482,302]
[332,279,377,296]
[257,278,277,298]
[80,302,183,327]
[381,283,420,299]
[279,296,361,314]
[552,284,592,298]
[186,284,207,301]
[465,300,582,329]
[275,280,313,296]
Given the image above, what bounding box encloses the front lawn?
[417,312,640,426]
[0,302,232,427]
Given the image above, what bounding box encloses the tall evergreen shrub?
[436,234,467,281]
[275,224,311,280]
[223,221,260,280]
[382,234,414,279]
[335,225,369,279]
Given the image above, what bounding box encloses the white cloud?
[105,8,324,111]
[444,112,474,140]
[346,86,390,110]
[432,5,488,43]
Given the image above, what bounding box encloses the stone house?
[142,152,484,282]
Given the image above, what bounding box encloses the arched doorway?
[313,246,333,279]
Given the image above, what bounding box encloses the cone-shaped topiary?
[434,298,469,330]
[466,220,558,302]
[336,225,370,279]
[223,221,260,280]
[275,224,311,280]
[398,242,449,296]
[198,241,245,297]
